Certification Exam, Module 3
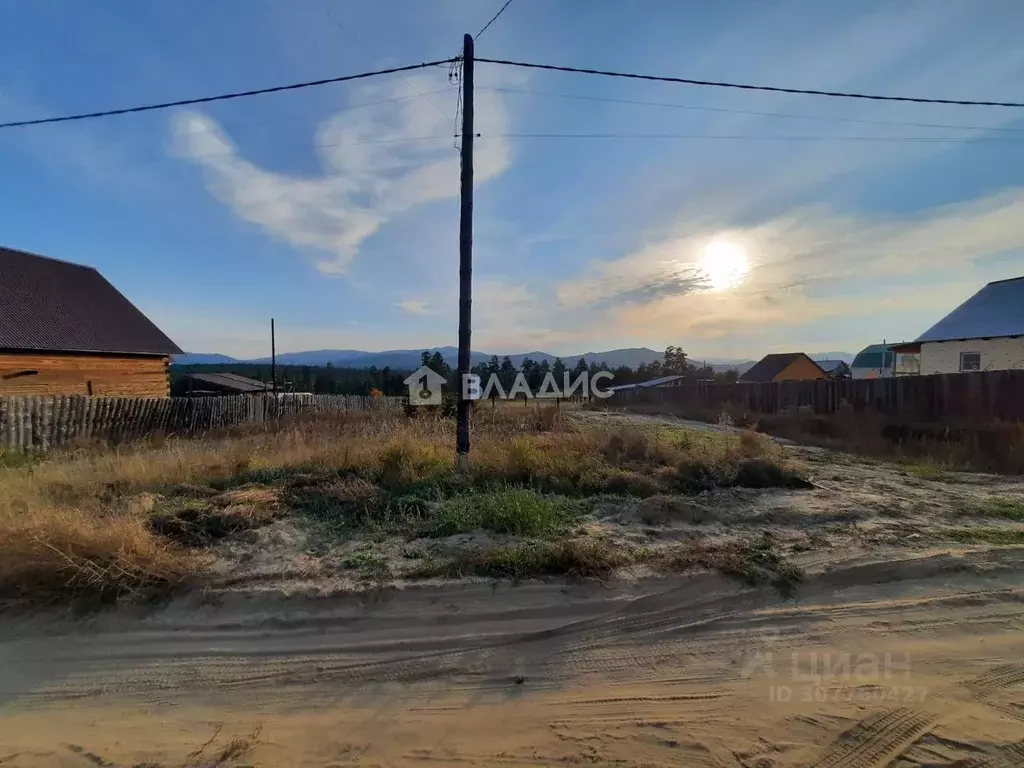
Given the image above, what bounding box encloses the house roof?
[851,344,895,370]
[815,359,849,374]
[183,372,270,393]
[740,353,823,383]
[0,246,182,356]
[916,276,1024,343]
[637,374,686,388]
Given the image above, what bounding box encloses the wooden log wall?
[0,352,171,398]
[610,370,1024,424]
[0,394,402,453]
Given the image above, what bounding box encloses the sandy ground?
[2,547,1024,767]
[3,413,1024,766]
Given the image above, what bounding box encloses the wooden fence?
[610,370,1024,424]
[0,394,402,452]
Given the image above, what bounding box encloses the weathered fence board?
[611,370,1024,423]
[0,394,402,452]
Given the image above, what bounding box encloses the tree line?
[171,346,739,397]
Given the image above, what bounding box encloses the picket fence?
[0,394,402,452]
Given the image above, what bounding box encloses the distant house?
[850,344,895,379]
[740,353,828,383]
[0,247,182,397]
[815,359,852,379]
[606,374,687,393]
[181,372,271,396]
[904,276,1024,375]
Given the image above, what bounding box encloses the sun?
[698,240,750,291]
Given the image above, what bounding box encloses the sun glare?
[698,240,750,291]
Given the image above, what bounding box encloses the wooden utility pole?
[270,317,277,401]
[456,33,475,469]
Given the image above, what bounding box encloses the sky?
[2,0,1024,360]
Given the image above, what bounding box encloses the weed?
[429,488,578,538]
[340,548,390,576]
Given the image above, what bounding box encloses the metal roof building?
[916,276,1024,343]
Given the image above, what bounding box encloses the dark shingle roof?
[183,372,270,393]
[0,246,181,356]
[740,353,822,383]
[816,359,849,374]
[916,276,1024,343]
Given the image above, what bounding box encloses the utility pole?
[271,317,277,401]
[456,33,474,470]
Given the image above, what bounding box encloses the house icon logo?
[403,365,446,406]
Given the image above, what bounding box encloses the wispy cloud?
[555,186,1024,345]
[396,299,432,314]
[173,75,511,274]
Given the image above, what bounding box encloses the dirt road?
[2,547,1023,767]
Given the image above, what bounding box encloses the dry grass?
[0,406,802,603]
[621,400,1024,474]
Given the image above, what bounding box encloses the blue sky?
[2,0,1023,359]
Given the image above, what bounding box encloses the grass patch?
[951,499,1024,522]
[429,488,578,538]
[654,535,804,596]
[340,548,391,577]
[902,461,950,481]
[940,527,1024,545]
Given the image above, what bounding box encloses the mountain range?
[173,348,856,371]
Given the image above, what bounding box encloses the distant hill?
[172,353,238,365]
[249,349,370,366]
[172,347,852,372]
[810,351,855,364]
[172,347,666,370]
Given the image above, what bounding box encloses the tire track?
[968,664,1024,695]
[804,708,935,768]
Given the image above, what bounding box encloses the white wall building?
[911,276,1024,375]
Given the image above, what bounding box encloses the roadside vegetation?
[0,405,811,604]
[615,401,1024,474]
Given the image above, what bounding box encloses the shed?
[181,372,271,396]
[0,246,182,397]
[815,359,851,379]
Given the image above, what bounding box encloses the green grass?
[903,461,950,481]
[340,548,390,576]
[940,527,1024,545]
[951,499,1024,522]
[428,488,579,538]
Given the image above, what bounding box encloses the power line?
[324,8,449,120]
[480,86,1024,133]
[487,132,1024,143]
[475,57,1024,108]
[0,60,455,129]
[476,0,515,39]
